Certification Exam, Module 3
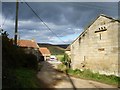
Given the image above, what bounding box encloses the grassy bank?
[3,68,43,88]
[14,68,41,88]
[57,64,120,86]
[2,30,44,88]
[67,69,119,86]
[3,68,48,88]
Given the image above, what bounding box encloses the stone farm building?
[67,14,120,76]
[17,40,42,61]
[39,47,51,61]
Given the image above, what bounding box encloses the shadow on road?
[66,72,77,90]
[37,61,77,89]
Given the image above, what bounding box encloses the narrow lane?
[37,61,117,89]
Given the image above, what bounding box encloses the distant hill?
[38,43,69,55]
[53,44,69,49]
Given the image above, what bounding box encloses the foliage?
[2,69,22,88]
[14,68,41,88]
[3,68,42,88]
[57,61,119,86]
[60,53,71,69]
[67,68,120,86]
[57,63,67,72]
[55,55,64,61]
[2,30,39,88]
[2,31,38,70]
[23,53,38,70]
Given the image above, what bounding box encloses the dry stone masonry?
[67,14,120,76]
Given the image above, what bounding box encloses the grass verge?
[57,64,120,86]
[14,68,42,88]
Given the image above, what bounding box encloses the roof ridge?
[68,14,119,47]
[40,47,47,48]
[100,14,119,21]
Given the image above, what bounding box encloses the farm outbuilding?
[67,14,120,76]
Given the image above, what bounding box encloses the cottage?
[39,47,51,61]
[17,40,41,61]
[67,14,120,76]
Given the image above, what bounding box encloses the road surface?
[37,61,117,89]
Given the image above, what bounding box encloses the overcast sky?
[1,2,118,44]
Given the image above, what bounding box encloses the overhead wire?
[23,1,66,44]
[24,1,114,43]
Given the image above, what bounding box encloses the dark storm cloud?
[2,2,118,26]
[1,2,118,44]
[3,2,117,26]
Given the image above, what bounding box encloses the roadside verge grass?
[14,68,41,88]
[57,64,120,86]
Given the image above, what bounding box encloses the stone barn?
[68,14,120,76]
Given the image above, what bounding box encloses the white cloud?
[1,17,83,44]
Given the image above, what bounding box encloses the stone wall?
[70,15,119,76]
[65,50,71,58]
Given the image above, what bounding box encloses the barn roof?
[17,40,39,48]
[39,47,51,55]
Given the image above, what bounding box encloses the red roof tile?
[17,40,39,48]
[39,47,51,55]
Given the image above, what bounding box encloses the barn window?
[98,48,105,51]
[101,27,103,30]
[83,33,85,37]
[99,33,101,40]
[104,26,107,30]
[95,26,107,33]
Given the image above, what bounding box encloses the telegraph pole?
[14,0,19,45]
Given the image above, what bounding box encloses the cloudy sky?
[0,2,118,44]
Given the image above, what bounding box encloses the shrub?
[2,30,39,88]
[61,53,71,69]
[2,69,22,88]
[23,53,38,70]
[74,69,82,74]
